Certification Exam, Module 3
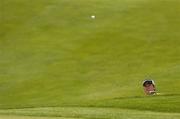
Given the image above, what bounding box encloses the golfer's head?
[143,80,154,87]
[145,82,151,87]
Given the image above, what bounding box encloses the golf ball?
[91,15,95,19]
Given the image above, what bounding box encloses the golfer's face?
[146,84,151,87]
[145,84,154,91]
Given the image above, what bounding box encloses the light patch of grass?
[0,107,180,119]
[0,115,76,119]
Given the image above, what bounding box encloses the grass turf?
[0,107,180,119]
[0,0,180,118]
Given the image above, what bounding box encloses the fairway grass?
[0,115,73,119]
[0,107,180,119]
[1,0,180,118]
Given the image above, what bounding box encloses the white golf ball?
[91,15,95,19]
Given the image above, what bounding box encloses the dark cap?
[143,80,155,87]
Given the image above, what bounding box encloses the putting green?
[0,0,180,118]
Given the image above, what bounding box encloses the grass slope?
[0,107,180,119]
[0,0,180,118]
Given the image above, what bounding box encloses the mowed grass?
[0,107,180,119]
[0,115,71,119]
[0,0,180,118]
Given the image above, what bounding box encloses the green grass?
[0,107,180,119]
[0,115,72,119]
[0,0,180,118]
